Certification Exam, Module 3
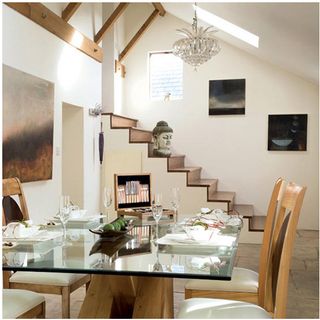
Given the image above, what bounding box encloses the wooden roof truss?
[5,2,166,76]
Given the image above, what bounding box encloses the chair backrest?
[258,178,285,305]
[2,177,29,225]
[262,182,306,318]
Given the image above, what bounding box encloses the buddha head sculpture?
[152,121,173,157]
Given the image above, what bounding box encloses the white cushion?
[177,298,271,319]
[3,289,45,319]
[185,267,258,293]
[10,271,86,286]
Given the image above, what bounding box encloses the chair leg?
[85,280,90,292]
[37,301,46,319]
[61,286,71,318]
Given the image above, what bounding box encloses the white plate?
[157,233,237,247]
[3,231,62,243]
[49,214,105,223]
[68,214,106,222]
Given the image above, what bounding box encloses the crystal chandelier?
[172,3,221,70]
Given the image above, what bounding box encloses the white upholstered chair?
[2,177,91,318]
[185,178,285,305]
[2,289,45,319]
[178,181,306,319]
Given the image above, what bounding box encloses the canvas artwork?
[268,114,307,151]
[3,65,54,182]
[209,79,245,115]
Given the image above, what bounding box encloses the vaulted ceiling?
[165,2,319,84]
[7,2,318,84]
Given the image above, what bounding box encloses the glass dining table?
[2,220,241,318]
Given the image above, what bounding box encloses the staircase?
[104,112,266,234]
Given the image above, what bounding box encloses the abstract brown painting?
[3,65,54,182]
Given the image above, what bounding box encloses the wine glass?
[59,195,71,241]
[152,193,163,240]
[153,242,163,272]
[103,187,112,223]
[171,187,180,230]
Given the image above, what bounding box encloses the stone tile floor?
[44,230,319,319]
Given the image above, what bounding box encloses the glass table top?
[2,222,241,280]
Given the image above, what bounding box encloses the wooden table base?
[78,274,174,318]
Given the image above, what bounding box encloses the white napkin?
[3,222,40,238]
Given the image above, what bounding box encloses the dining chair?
[3,289,45,319]
[2,177,91,318]
[177,181,306,319]
[185,178,285,304]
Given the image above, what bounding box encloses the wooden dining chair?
[177,181,306,319]
[184,178,285,304]
[3,289,46,319]
[2,177,91,318]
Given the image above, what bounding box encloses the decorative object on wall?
[209,79,245,115]
[89,103,104,164]
[172,3,220,70]
[3,65,54,182]
[89,103,102,117]
[268,114,307,151]
[152,121,173,157]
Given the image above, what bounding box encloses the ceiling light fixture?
[172,3,221,70]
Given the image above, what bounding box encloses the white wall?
[114,10,319,229]
[3,4,102,223]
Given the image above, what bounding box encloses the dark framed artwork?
[268,114,308,151]
[209,79,245,115]
[3,65,54,182]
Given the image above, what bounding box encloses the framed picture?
[3,65,54,182]
[114,173,151,210]
[268,114,308,151]
[209,79,245,115]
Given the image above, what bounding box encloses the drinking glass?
[152,193,163,240]
[153,242,163,272]
[171,187,181,230]
[59,195,71,240]
[103,187,112,223]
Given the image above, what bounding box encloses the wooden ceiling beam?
[152,3,166,17]
[62,3,81,22]
[5,3,103,63]
[95,3,129,44]
[118,9,159,63]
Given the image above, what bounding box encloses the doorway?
[62,102,84,207]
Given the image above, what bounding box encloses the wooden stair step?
[233,204,254,218]
[104,113,138,128]
[129,128,153,143]
[168,166,201,173]
[209,191,235,203]
[188,179,218,187]
[189,179,218,196]
[249,215,266,232]
[167,155,185,170]
[169,167,202,184]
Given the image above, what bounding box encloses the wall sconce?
[89,103,102,116]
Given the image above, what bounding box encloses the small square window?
[149,51,183,101]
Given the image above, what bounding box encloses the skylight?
[195,5,259,48]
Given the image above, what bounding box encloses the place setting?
[2,219,62,244]
[156,208,243,248]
